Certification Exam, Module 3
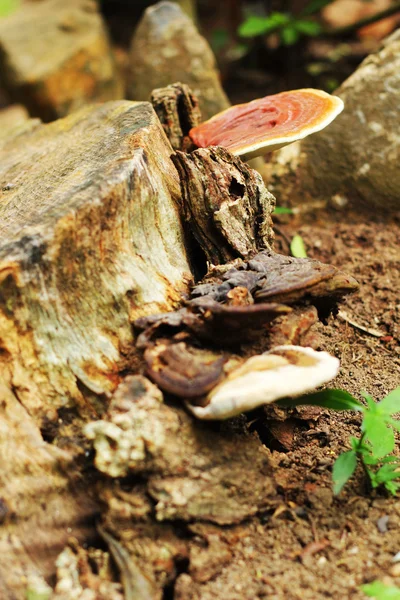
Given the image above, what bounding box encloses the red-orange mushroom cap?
[189,89,344,160]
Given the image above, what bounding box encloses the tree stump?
[0,88,357,600]
[0,100,192,420]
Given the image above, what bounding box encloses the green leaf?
[378,456,400,465]
[362,453,381,465]
[26,581,52,600]
[290,234,307,258]
[351,436,369,453]
[0,0,19,17]
[280,24,300,46]
[325,78,340,93]
[384,481,400,495]
[238,13,290,38]
[362,580,400,599]
[333,451,357,495]
[362,412,395,458]
[389,418,400,432]
[373,463,400,484]
[273,206,294,215]
[377,387,400,415]
[279,389,364,412]
[294,19,322,36]
[361,391,377,411]
[267,12,291,27]
[227,43,250,60]
[238,15,272,38]
[26,592,52,600]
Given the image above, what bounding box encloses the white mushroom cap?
[186,345,340,420]
[189,89,344,160]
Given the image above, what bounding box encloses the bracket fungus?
[186,345,340,420]
[189,89,344,160]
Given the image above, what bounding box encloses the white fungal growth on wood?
[186,345,340,420]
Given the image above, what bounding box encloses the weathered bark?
[86,376,277,598]
[0,100,192,421]
[0,383,100,599]
[151,82,202,151]
[0,98,196,599]
[172,147,275,264]
[0,0,123,121]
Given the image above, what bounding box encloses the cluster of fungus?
[137,86,353,420]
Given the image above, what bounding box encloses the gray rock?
[295,30,400,210]
[127,1,229,121]
[0,0,123,122]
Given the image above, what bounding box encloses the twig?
[338,310,386,338]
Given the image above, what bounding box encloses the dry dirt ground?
[199,208,400,600]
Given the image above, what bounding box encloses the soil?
[171,209,400,600]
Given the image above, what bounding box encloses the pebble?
[377,515,389,533]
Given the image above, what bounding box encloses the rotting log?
[0,86,358,599]
[0,100,192,422]
[0,98,196,600]
[0,98,195,599]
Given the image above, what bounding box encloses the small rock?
[127,1,229,120]
[298,30,400,210]
[377,515,389,533]
[392,551,400,563]
[0,0,123,121]
[272,30,400,211]
[0,105,29,140]
[306,486,333,510]
[389,563,400,577]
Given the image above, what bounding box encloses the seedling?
[238,11,322,47]
[362,580,400,599]
[290,234,308,258]
[280,387,400,495]
[0,0,19,17]
[273,206,295,215]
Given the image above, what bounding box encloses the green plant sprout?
[290,234,308,258]
[362,580,400,599]
[0,0,19,17]
[237,0,400,47]
[273,206,295,215]
[238,10,322,47]
[279,387,400,495]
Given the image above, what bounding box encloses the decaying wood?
[0,98,196,600]
[85,375,277,597]
[172,147,276,264]
[0,100,192,421]
[151,82,201,151]
[0,383,100,598]
[0,0,123,121]
[0,83,359,599]
[52,541,124,600]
